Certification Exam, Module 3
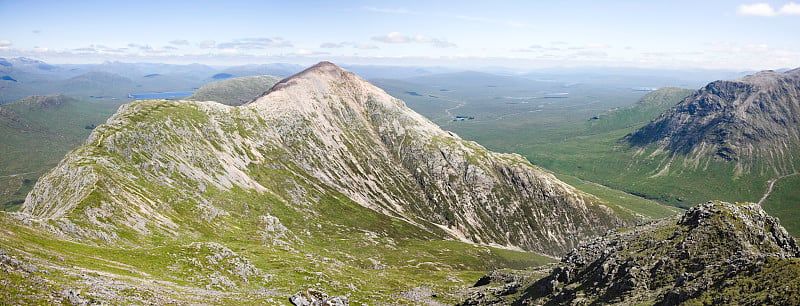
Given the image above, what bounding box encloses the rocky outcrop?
[504,201,800,305]
[626,69,800,176]
[290,288,348,306]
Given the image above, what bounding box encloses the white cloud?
[372,32,411,43]
[737,3,777,16]
[197,40,216,49]
[372,32,455,48]
[0,40,11,47]
[738,2,800,16]
[780,2,800,14]
[169,39,190,46]
[295,49,330,56]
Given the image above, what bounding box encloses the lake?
[129,91,194,99]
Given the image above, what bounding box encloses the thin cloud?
[372,32,411,44]
[737,2,800,16]
[354,43,379,50]
[0,40,11,47]
[197,40,216,49]
[320,42,343,48]
[372,32,456,48]
[364,7,411,14]
[321,42,379,50]
[456,15,529,28]
[169,39,190,46]
[217,37,293,49]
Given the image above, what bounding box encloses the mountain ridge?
[21,61,627,256]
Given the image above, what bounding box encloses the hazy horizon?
[1,0,799,70]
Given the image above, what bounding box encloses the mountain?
[627,68,800,176]
[463,201,800,305]
[0,95,123,211]
[187,75,282,106]
[23,61,628,255]
[0,62,645,304]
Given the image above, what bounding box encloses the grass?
[761,174,800,235]
[554,173,681,221]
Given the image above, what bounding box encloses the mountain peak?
[287,61,345,79]
[246,61,359,104]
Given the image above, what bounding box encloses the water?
[129,91,194,99]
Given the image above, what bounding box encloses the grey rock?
[290,288,348,306]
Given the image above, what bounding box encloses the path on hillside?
[0,172,37,179]
[758,172,799,205]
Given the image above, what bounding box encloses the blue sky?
[0,0,798,70]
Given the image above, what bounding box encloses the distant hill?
[187,75,281,106]
[586,87,694,133]
[0,94,123,210]
[59,71,135,98]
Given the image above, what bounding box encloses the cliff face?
[464,202,800,305]
[626,69,800,176]
[22,62,624,256]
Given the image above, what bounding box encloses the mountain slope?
[464,201,800,305]
[22,61,626,256]
[187,75,282,106]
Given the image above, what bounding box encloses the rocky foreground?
[463,201,800,305]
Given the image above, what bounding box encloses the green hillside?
[187,75,282,106]
[0,95,122,210]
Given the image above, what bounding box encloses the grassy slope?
[762,174,800,235]
[187,75,281,106]
[0,96,123,211]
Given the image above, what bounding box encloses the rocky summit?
[626,68,800,177]
[463,201,800,305]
